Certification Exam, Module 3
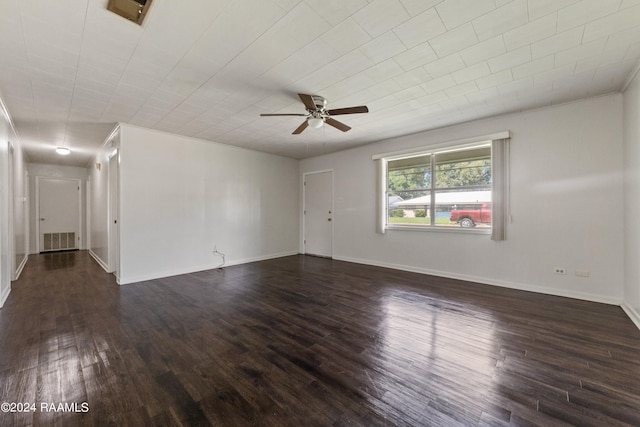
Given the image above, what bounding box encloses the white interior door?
[39,178,80,252]
[304,171,333,258]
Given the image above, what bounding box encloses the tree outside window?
[387,144,492,227]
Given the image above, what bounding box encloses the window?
[375,133,509,239]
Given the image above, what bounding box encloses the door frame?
[17,170,29,276]
[86,177,91,253]
[107,149,120,280]
[35,176,82,253]
[8,142,15,280]
[302,169,334,257]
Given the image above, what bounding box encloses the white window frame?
[373,131,510,237]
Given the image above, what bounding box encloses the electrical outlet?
[554,267,566,275]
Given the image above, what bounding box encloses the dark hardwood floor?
[1,251,639,426]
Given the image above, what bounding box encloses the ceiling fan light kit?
[56,147,71,155]
[307,117,324,129]
[261,93,369,135]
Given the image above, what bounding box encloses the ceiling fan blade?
[325,118,351,132]
[326,106,369,115]
[260,113,307,116]
[292,120,308,134]
[298,93,317,111]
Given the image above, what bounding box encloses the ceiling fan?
[260,93,369,134]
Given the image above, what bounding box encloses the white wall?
[623,68,640,328]
[87,126,119,271]
[11,139,27,279]
[117,124,299,284]
[28,163,88,253]
[0,96,28,307]
[0,102,11,307]
[301,94,624,304]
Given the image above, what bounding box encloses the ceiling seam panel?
[148,1,300,129]
[62,0,91,150]
[98,1,158,123]
[14,0,40,143]
[127,0,237,126]
[162,1,340,140]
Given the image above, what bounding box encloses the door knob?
[328,218,332,221]
[40,218,45,221]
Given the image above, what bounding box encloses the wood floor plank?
[1,251,639,426]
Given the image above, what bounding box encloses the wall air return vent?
[43,232,76,252]
[107,0,153,25]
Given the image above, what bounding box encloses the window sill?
[385,225,491,234]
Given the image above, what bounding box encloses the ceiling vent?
[107,0,152,25]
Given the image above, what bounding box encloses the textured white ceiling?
[1,0,639,166]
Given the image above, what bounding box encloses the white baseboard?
[14,254,28,280]
[333,255,622,306]
[89,250,110,273]
[118,251,299,285]
[621,302,640,331]
[0,284,10,308]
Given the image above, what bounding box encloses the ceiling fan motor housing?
[311,95,327,111]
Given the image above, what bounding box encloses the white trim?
[333,255,623,306]
[89,249,110,273]
[8,142,15,280]
[86,123,121,168]
[24,171,30,255]
[372,131,510,160]
[34,176,38,253]
[14,254,28,280]
[0,94,20,140]
[118,251,299,285]
[385,224,491,234]
[622,60,640,93]
[375,159,386,234]
[35,176,82,253]
[0,283,10,308]
[78,180,83,250]
[105,123,121,146]
[107,150,119,275]
[86,177,91,252]
[621,302,640,331]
